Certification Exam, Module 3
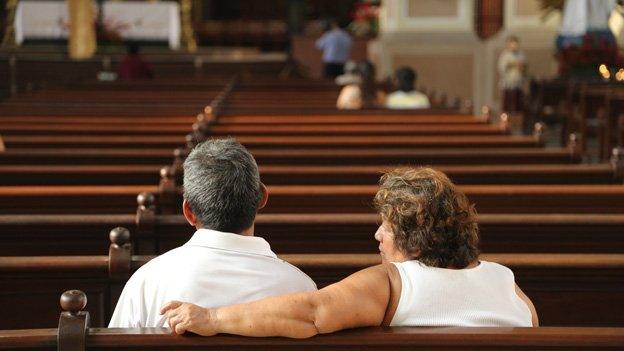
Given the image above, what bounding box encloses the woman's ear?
[257,183,269,211]
[182,199,198,227]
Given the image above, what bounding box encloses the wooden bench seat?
[1,326,623,351]
[0,239,622,328]
[2,184,623,214]
[3,325,624,351]
[0,124,509,137]
[217,114,484,124]
[0,164,616,186]
[0,213,623,256]
[0,148,577,166]
[155,184,624,214]
[3,135,542,149]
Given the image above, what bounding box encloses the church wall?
[374,0,561,113]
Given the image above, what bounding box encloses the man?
[316,19,353,79]
[109,138,317,327]
[498,36,526,113]
[385,67,430,109]
[117,44,153,80]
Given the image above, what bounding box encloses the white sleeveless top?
[390,260,533,327]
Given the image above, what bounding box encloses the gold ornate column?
[1,0,18,48]
[180,0,197,52]
[67,0,97,59]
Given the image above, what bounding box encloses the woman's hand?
[160,301,217,336]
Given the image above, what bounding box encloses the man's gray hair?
[183,138,262,233]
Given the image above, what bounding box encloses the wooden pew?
[0,123,511,137]
[0,231,622,328]
[1,213,623,256]
[2,321,623,351]
[2,325,623,351]
[2,135,543,150]
[2,184,623,214]
[154,184,624,214]
[0,147,578,166]
[0,164,619,186]
[217,114,485,125]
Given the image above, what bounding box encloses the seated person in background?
[117,44,153,80]
[109,139,316,327]
[385,67,430,109]
[335,61,361,86]
[336,61,377,110]
[162,167,538,337]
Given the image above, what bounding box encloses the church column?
[67,0,97,59]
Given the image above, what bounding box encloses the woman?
[161,168,538,338]
[336,61,377,110]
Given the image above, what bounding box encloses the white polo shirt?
[108,229,317,327]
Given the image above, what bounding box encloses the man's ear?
[257,183,269,211]
[182,199,198,227]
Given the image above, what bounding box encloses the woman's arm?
[161,264,396,338]
[515,284,539,327]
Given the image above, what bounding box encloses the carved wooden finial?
[611,147,624,180]
[499,113,510,133]
[109,227,131,247]
[160,166,175,180]
[186,133,198,148]
[533,122,546,144]
[480,105,491,122]
[567,133,582,160]
[173,147,189,159]
[137,192,156,209]
[60,290,87,316]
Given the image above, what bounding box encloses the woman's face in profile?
[374,221,411,263]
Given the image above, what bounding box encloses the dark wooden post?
[498,113,511,134]
[611,147,624,183]
[480,105,492,123]
[57,290,89,351]
[136,192,157,253]
[108,227,131,279]
[158,166,179,216]
[567,133,582,162]
[533,122,546,145]
[9,54,17,97]
[172,148,190,175]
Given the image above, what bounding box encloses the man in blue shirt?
[315,19,353,79]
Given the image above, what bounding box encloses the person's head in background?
[358,60,376,105]
[344,60,358,75]
[395,67,417,93]
[506,36,520,52]
[127,43,141,56]
[182,138,268,235]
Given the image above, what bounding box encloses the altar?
[14,0,180,49]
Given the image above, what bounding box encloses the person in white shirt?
[385,67,430,109]
[109,138,317,328]
[316,19,353,79]
[498,36,526,113]
[162,167,538,337]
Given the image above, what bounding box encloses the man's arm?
[161,264,395,338]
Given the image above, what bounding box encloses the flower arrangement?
[348,1,380,37]
[556,34,624,79]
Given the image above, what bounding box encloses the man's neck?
[238,224,255,236]
[195,224,255,237]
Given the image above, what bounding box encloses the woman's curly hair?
[374,167,479,268]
